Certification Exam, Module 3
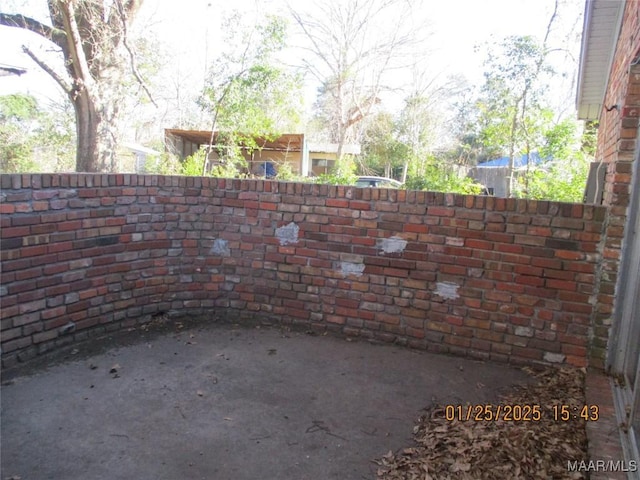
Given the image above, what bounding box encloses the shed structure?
[165,129,308,176]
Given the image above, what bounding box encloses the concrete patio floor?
[1,322,533,480]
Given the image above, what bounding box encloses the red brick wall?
[591,0,640,368]
[0,174,607,369]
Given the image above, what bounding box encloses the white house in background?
[307,143,361,176]
[120,142,161,173]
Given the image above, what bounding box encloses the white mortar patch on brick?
[276,222,299,245]
[210,238,230,257]
[378,236,407,254]
[514,326,534,337]
[339,262,365,277]
[434,282,459,300]
[543,352,566,363]
[445,237,464,247]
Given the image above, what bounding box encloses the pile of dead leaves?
[375,367,588,479]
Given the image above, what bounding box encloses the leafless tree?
[289,0,422,159]
[0,0,151,172]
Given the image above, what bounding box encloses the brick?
[1,327,22,342]
[511,346,542,360]
[19,299,46,314]
[0,237,23,250]
[427,207,455,217]
[495,243,523,254]
[465,239,493,250]
[554,250,584,260]
[1,336,32,353]
[2,226,30,238]
[0,204,15,214]
[403,224,428,233]
[426,320,451,334]
[561,344,587,357]
[349,200,370,210]
[545,279,577,291]
[41,306,67,320]
[33,329,59,344]
[14,203,33,214]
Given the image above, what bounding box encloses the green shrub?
[180,151,207,176]
[515,155,589,202]
[315,156,358,185]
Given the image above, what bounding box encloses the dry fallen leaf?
[374,367,589,480]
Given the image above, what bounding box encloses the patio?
[1,321,535,480]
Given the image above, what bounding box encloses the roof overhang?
[307,143,361,155]
[164,129,304,152]
[0,64,26,77]
[575,0,625,120]
[121,142,160,156]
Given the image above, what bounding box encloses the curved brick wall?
[0,174,607,368]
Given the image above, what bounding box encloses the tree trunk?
[74,90,99,172]
[0,1,145,173]
[336,124,347,162]
[506,102,519,198]
[73,79,121,172]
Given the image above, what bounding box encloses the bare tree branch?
[0,12,67,48]
[542,0,559,50]
[290,0,420,157]
[290,9,336,77]
[21,45,73,95]
[115,0,157,108]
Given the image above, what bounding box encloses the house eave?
[0,64,27,77]
[307,142,361,155]
[576,0,625,121]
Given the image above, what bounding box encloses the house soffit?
[576,0,625,120]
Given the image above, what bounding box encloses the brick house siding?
[589,0,640,369]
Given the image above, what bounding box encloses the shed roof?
[477,152,543,169]
[575,0,625,120]
[165,129,304,152]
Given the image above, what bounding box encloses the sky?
[407,0,582,78]
[0,0,585,117]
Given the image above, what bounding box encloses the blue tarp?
[477,152,543,168]
[256,161,277,178]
